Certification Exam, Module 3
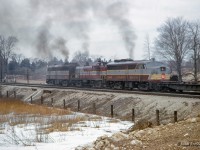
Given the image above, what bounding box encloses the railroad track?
[1,82,200,99]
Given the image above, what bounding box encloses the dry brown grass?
[0,98,70,115]
[45,122,69,133]
[45,116,85,133]
[0,98,87,134]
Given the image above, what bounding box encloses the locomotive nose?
[161,73,166,80]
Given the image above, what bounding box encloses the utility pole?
[144,34,151,60]
[0,57,2,96]
[27,68,29,84]
[0,58,2,82]
[0,51,2,82]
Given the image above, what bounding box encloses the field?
[0,98,132,149]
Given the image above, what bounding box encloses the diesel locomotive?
[46,59,174,91]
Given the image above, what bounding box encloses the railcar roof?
[107,60,155,65]
[76,66,93,69]
[47,63,77,68]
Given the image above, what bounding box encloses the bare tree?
[0,35,18,80]
[0,53,2,82]
[4,36,18,66]
[0,36,6,82]
[12,53,24,64]
[143,34,151,60]
[155,17,190,82]
[188,21,200,82]
[71,50,92,66]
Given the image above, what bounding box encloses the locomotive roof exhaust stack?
[114,59,133,62]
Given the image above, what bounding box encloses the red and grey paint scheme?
[46,59,172,90]
[46,59,200,92]
[106,60,170,82]
[105,59,171,90]
[46,64,77,86]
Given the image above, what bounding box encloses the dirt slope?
[78,116,200,150]
[1,85,200,124]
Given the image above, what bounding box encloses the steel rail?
[1,82,200,99]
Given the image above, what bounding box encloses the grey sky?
[0,0,199,61]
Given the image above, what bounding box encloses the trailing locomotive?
[46,59,172,91]
[46,63,77,86]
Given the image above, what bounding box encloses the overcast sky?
[0,0,200,61]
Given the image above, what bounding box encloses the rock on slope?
[77,116,200,150]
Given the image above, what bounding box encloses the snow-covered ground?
[0,113,133,150]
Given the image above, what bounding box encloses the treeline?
[0,35,64,80]
[0,35,105,80]
[5,54,102,78]
[7,52,105,75]
[8,56,48,75]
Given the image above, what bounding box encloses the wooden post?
[174,111,177,123]
[14,91,16,99]
[51,98,53,107]
[41,96,43,104]
[132,109,135,122]
[93,103,96,114]
[30,96,32,104]
[63,99,65,109]
[0,92,1,98]
[111,105,114,118]
[156,110,160,126]
[6,91,9,98]
[78,100,80,111]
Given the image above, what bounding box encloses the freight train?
[46,59,200,92]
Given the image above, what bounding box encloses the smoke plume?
[0,0,136,59]
[36,20,52,58]
[36,20,69,60]
[51,37,69,61]
[106,2,136,59]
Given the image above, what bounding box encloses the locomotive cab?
[145,61,171,82]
